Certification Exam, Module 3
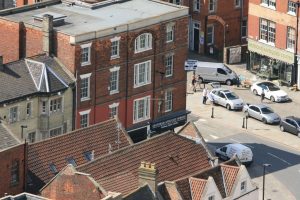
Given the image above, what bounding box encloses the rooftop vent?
[33,12,67,26]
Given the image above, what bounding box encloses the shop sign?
[150,114,187,133]
[185,59,198,71]
[248,39,294,64]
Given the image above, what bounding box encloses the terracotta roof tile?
[221,164,240,195]
[189,177,207,200]
[77,132,212,196]
[27,119,132,192]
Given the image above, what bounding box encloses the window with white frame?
[240,181,247,193]
[169,0,181,5]
[193,0,200,11]
[49,127,62,138]
[80,109,90,128]
[288,1,296,14]
[109,66,120,94]
[133,96,150,123]
[241,19,247,38]
[235,0,241,7]
[80,43,92,66]
[109,103,119,118]
[287,27,296,50]
[208,195,215,200]
[135,33,152,53]
[209,0,216,12]
[80,73,91,101]
[165,90,173,112]
[134,60,151,87]
[260,18,276,44]
[111,37,120,58]
[50,98,62,113]
[26,102,32,117]
[207,25,214,45]
[27,132,36,143]
[261,0,276,8]
[165,54,173,77]
[166,23,175,43]
[9,106,18,123]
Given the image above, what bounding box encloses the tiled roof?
[27,119,132,192]
[0,123,20,151]
[123,184,156,200]
[221,164,240,195]
[170,160,240,200]
[159,181,183,200]
[77,132,212,196]
[189,177,207,200]
[0,55,73,104]
[0,193,50,200]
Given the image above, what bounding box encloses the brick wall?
[0,19,20,63]
[0,144,26,197]
[248,0,299,53]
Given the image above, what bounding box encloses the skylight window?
[49,163,58,174]
[67,157,77,167]
[83,151,93,161]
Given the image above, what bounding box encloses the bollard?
[242,117,245,128]
[211,107,214,118]
[245,116,248,129]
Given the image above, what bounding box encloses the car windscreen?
[296,120,300,127]
[261,107,274,114]
[225,92,239,100]
[224,65,233,74]
[263,83,280,91]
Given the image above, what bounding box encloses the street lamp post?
[262,163,271,200]
[21,125,27,139]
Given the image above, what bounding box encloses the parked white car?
[210,88,244,110]
[250,81,290,102]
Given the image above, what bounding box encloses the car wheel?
[215,152,220,157]
[198,77,203,84]
[226,104,231,110]
[253,89,258,95]
[262,118,267,124]
[280,125,285,132]
[270,96,275,102]
[226,79,232,86]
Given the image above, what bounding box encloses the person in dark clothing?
[261,88,265,102]
[191,75,196,92]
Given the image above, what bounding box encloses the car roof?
[285,116,300,121]
[256,81,275,86]
[249,104,269,109]
[212,88,231,92]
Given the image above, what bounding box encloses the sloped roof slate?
[77,132,212,196]
[27,119,132,192]
[221,164,240,195]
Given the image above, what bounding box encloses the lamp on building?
[294,1,300,86]
[262,163,271,200]
[21,125,28,139]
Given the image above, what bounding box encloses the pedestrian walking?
[261,88,265,102]
[191,74,197,92]
[202,88,208,104]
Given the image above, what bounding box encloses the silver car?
[210,88,244,110]
[243,104,281,124]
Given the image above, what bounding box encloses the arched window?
[135,33,152,53]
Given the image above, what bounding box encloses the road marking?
[230,139,254,149]
[209,134,219,139]
[267,153,292,165]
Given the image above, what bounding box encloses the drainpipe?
[125,24,129,129]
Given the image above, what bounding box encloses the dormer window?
[135,33,152,53]
[84,151,93,161]
[49,163,58,174]
[67,157,77,167]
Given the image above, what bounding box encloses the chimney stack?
[42,14,53,55]
[138,161,158,194]
[0,56,3,71]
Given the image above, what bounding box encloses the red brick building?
[0,0,189,142]
[167,0,248,62]
[248,0,300,86]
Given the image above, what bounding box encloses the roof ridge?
[77,131,178,169]
[29,118,118,146]
[220,164,240,170]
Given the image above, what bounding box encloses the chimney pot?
[138,161,158,194]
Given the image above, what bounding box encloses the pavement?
[182,52,300,200]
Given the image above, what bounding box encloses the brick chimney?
[138,161,158,193]
[42,14,53,55]
[0,56,3,71]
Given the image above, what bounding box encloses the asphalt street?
[185,68,300,199]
